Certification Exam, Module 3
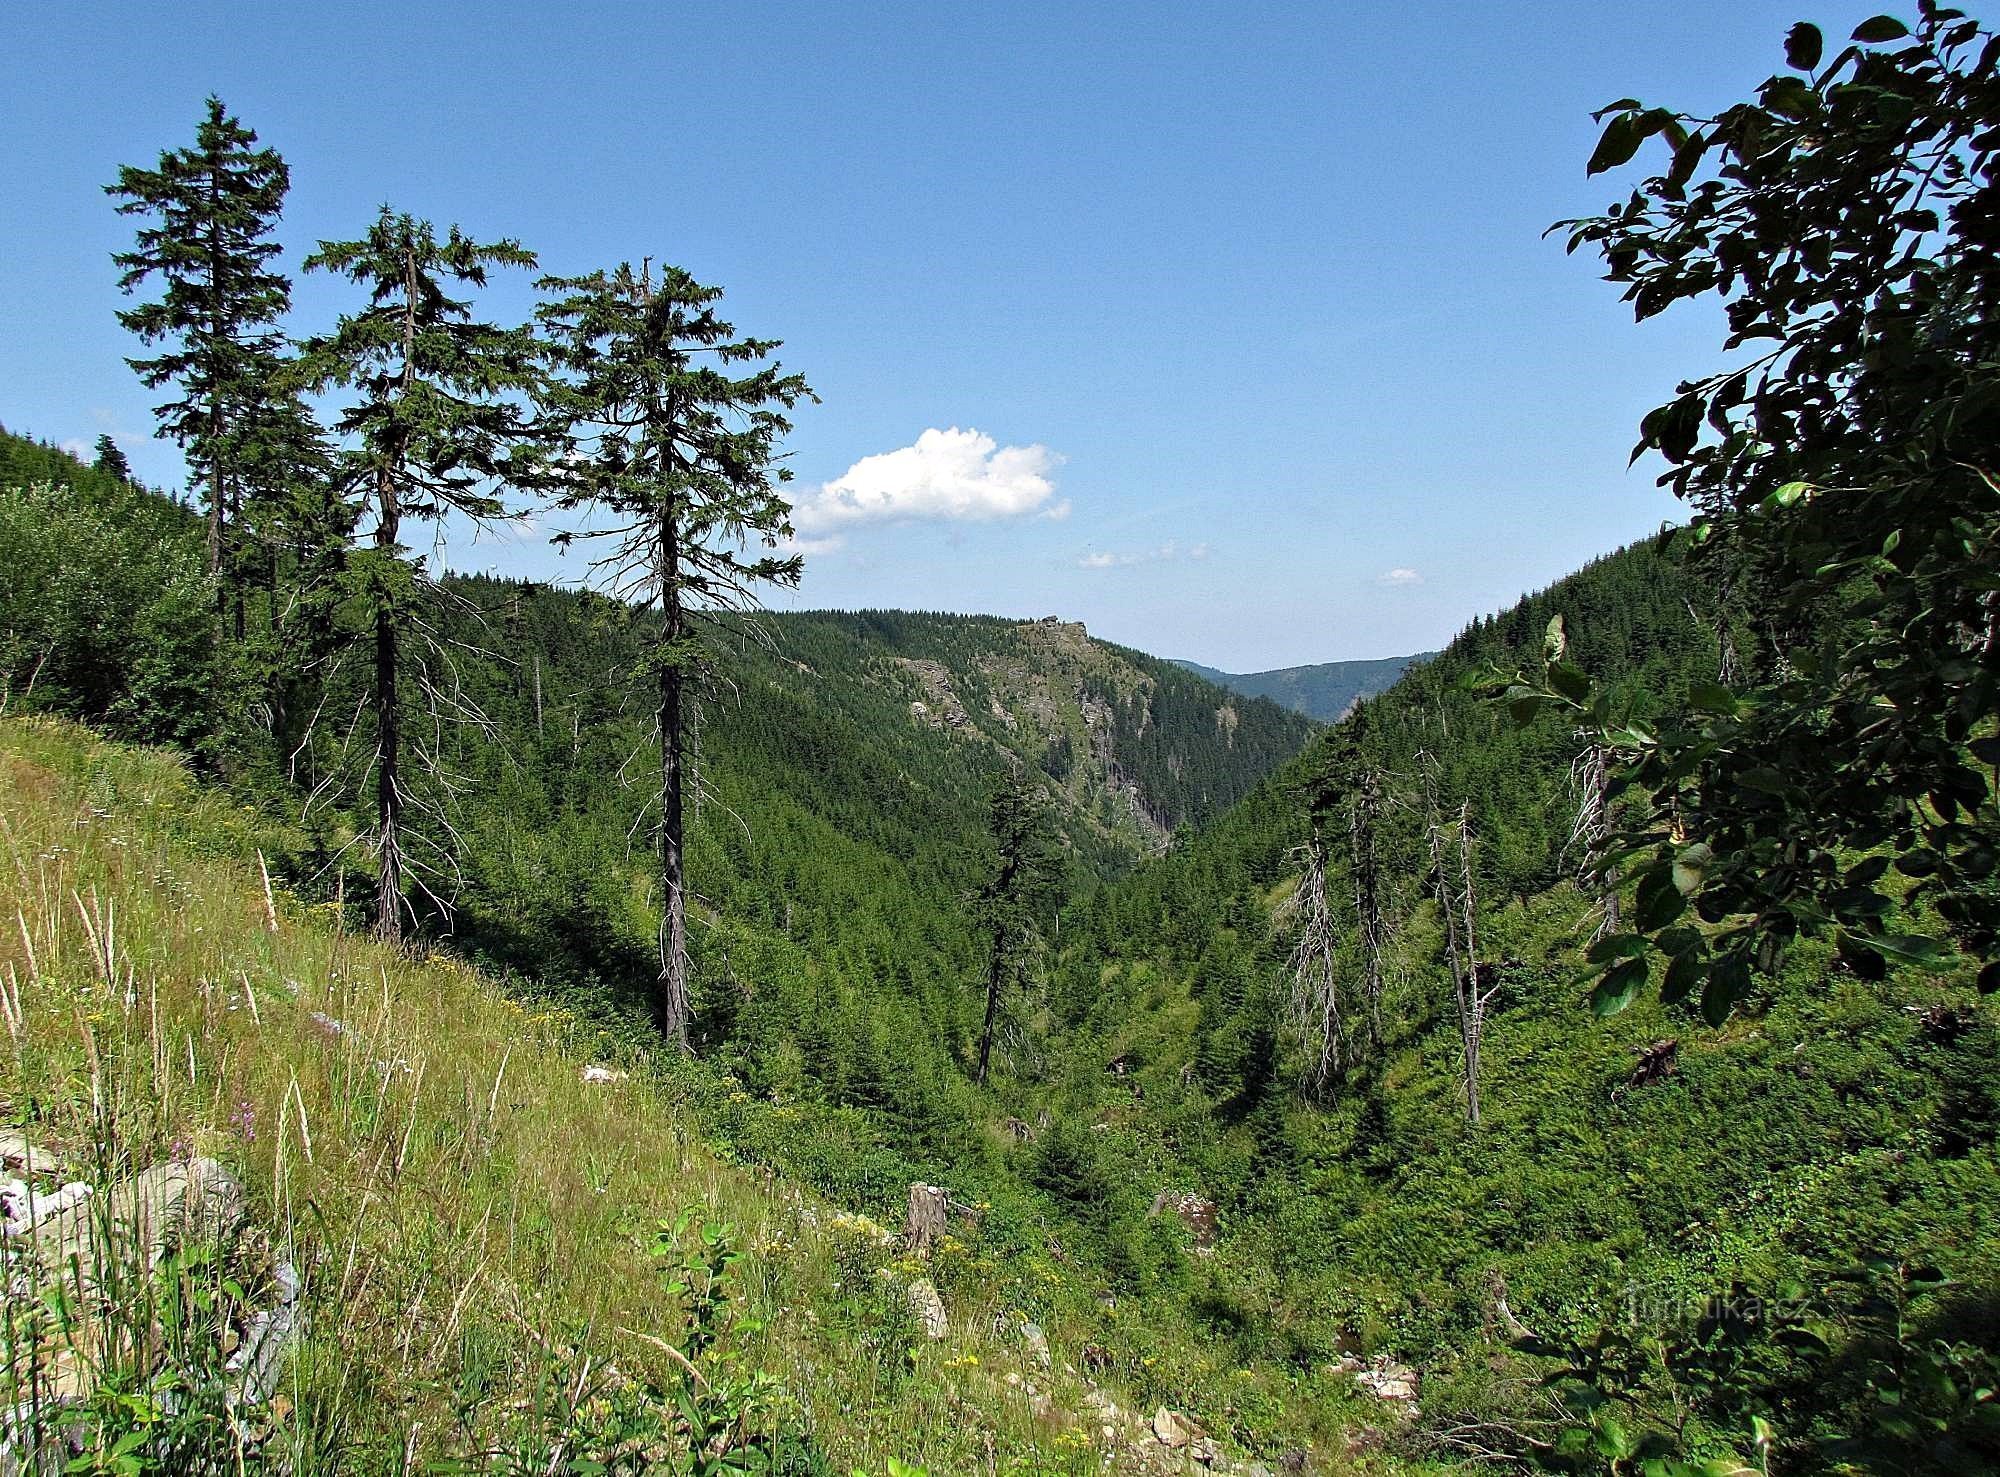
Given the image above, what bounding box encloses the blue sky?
[0,1,1890,669]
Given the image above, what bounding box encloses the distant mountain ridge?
[1172,651,1431,722]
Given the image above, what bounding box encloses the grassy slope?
[4,714,1372,1473]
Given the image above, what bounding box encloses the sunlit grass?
[0,715,1205,1473]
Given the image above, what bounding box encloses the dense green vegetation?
[4,10,1999,1471]
[9,425,1995,1472]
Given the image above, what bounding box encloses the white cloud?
[59,439,90,462]
[792,427,1062,533]
[1077,541,1209,570]
[1378,567,1423,586]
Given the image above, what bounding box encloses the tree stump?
[904,1182,950,1253]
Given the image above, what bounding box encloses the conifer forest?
[1,6,1997,1474]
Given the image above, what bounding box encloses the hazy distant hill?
[1172,651,1429,722]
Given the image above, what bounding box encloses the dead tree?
[1423,762,1497,1126]
[1282,821,1346,1098]
[1567,740,1619,942]
[1349,766,1389,1047]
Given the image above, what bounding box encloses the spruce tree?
[536,260,811,1048]
[107,97,292,603]
[299,209,546,944]
[974,773,1061,1084]
[92,435,132,484]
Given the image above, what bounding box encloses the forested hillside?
[6,16,1999,1469]
[12,422,1993,1474]
[1173,654,1428,723]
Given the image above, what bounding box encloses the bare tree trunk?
[1423,765,1487,1126]
[1452,802,1485,1127]
[656,502,693,1051]
[373,463,403,947]
[1568,741,1619,942]
[1286,823,1345,1098]
[905,1183,951,1254]
[371,243,418,947]
[1350,767,1387,1048]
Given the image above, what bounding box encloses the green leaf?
[1592,1412,1635,1460]
[1660,949,1701,1005]
[1785,21,1824,70]
[1636,865,1687,931]
[1703,957,1750,1026]
[1507,688,1546,725]
[1852,15,1911,42]
[1588,932,1653,964]
[1593,957,1649,1016]
[1588,112,1644,175]
[1687,683,1740,715]
[1869,932,1952,970]
[1547,661,1591,703]
[1673,842,1714,895]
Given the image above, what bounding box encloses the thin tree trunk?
[1454,802,1483,1127]
[646,260,694,1052]
[1287,824,1345,1098]
[976,925,1006,1085]
[1425,777,1484,1126]
[1570,742,1619,942]
[658,526,692,1050]
[1350,768,1387,1048]
[372,242,418,946]
[373,463,403,947]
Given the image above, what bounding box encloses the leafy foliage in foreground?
[1543,5,2000,1018]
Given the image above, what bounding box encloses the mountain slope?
[0,714,1354,1472]
[1173,653,1429,722]
[1044,539,2000,1467]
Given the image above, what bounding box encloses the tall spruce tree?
[299,209,546,944]
[107,97,292,607]
[535,261,810,1048]
[92,435,132,484]
[974,774,1061,1085]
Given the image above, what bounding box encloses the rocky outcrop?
[1149,1189,1220,1250]
[896,658,974,731]
[0,1133,301,1459]
[1336,1353,1421,1416]
[906,1277,949,1339]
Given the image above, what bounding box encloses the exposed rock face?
[1152,1407,1194,1447]
[0,1139,301,1444]
[895,658,974,731]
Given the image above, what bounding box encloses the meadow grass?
[0,715,1250,1474]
